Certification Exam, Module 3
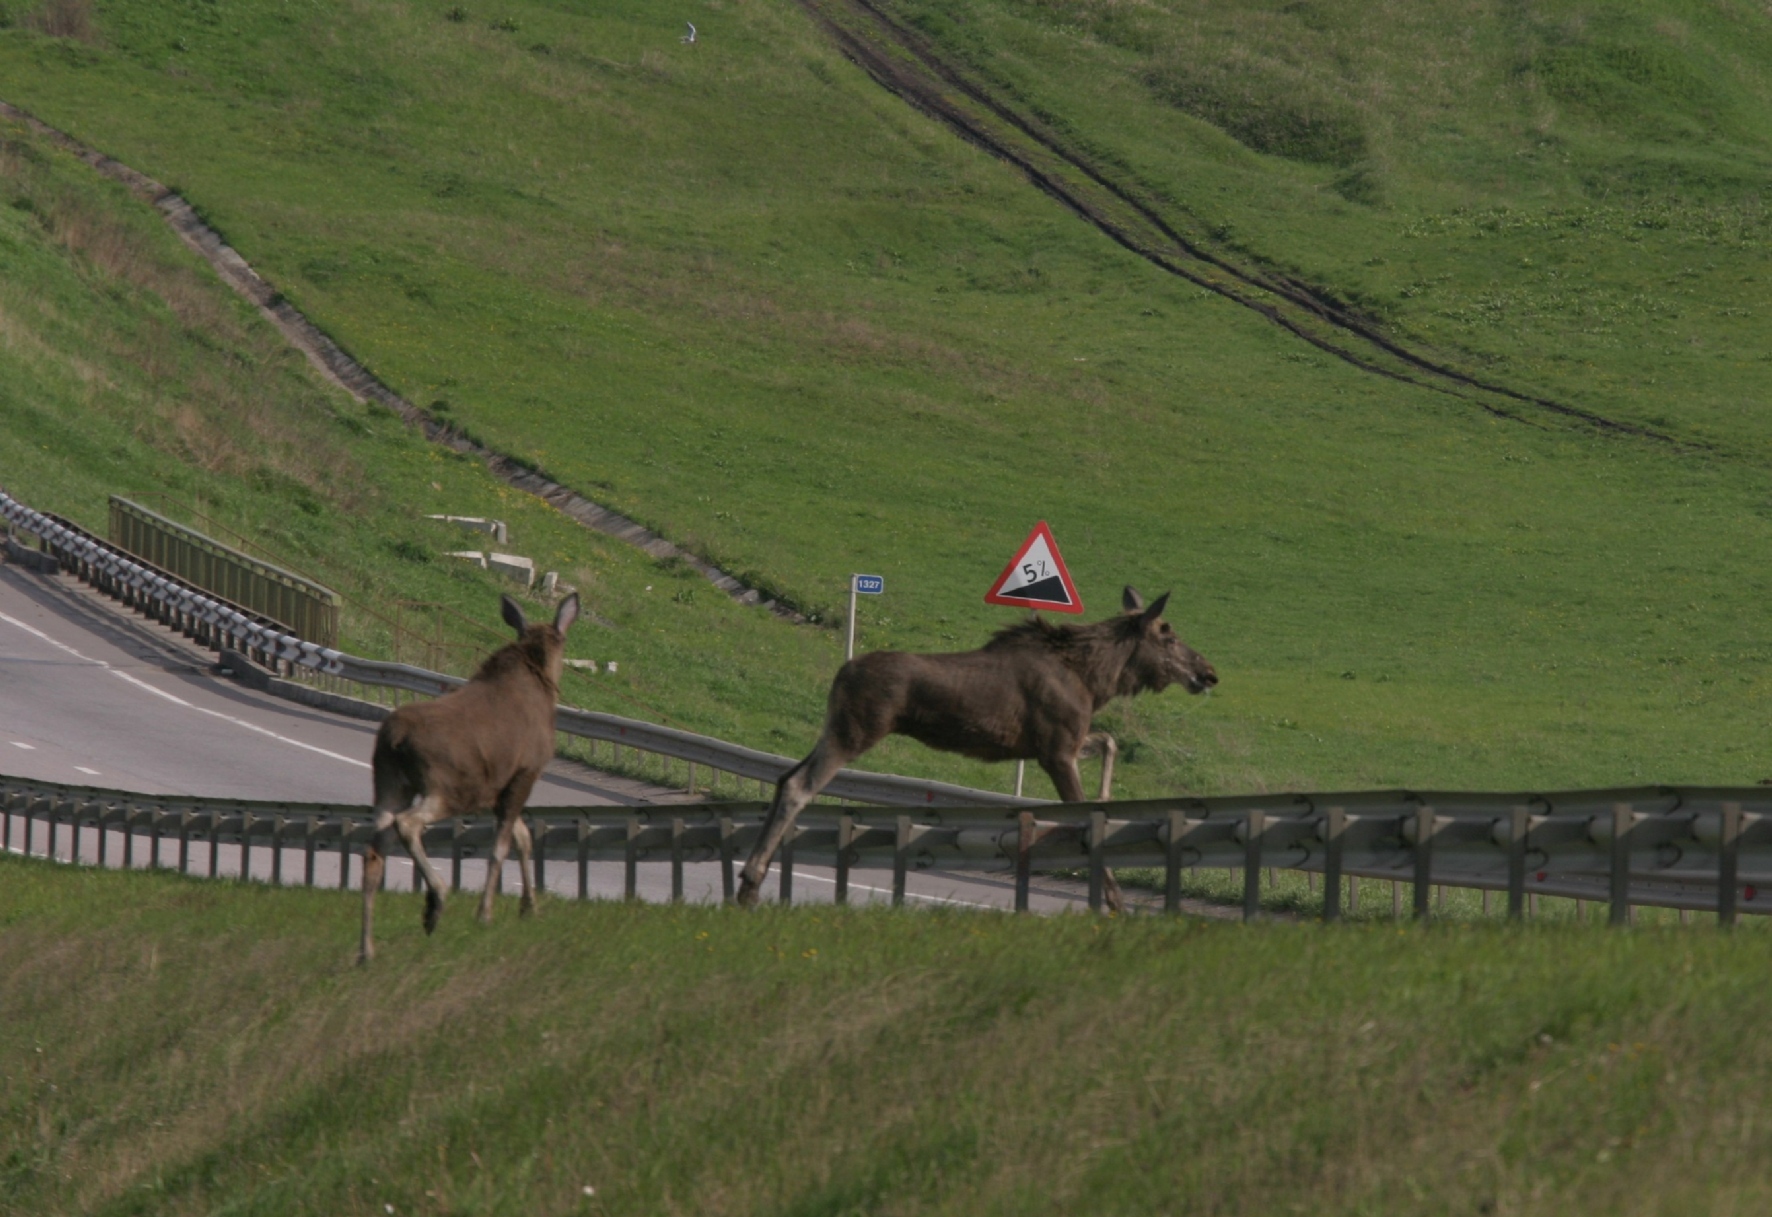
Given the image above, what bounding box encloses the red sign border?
[984,520,1085,615]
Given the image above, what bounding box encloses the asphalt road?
[0,559,1110,914]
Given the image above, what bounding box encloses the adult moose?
[737,587,1216,910]
[358,592,578,963]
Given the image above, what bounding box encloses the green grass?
[3,0,1772,799]
[6,854,1772,1214]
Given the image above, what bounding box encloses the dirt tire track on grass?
[807,0,1674,443]
[0,99,808,624]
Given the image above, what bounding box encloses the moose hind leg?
[479,817,513,924]
[738,737,855,907]
[511,815,537,918]
[358,811,398,965]
[394,794,452,935]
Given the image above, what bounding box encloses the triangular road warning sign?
[985,521,1084,614]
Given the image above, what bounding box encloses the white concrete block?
[486,552,535,588]
[446,550,488,568]
[426,515,509,545]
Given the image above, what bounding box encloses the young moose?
[359,592,579,963]
[737,587,1217,909]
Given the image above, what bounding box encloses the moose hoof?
[476,905,495,926]
[357,947,374,966]
[735,876,762,908]
[423,890,445,935]
[519,896,536,919]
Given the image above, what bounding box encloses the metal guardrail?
[109,496,340,646]
[4,776,1771,920]
[1,487,1035,810]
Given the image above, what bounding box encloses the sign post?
[847,573,884,660]
[986,523,1084,798]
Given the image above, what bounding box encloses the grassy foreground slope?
[2,1,1772,794]
[7,857,1772,1216]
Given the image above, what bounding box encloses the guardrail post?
[893,815,910,907]
[779,824,795,906]
[124,807,136,870]
[179,811,193,875]
[1507,806,1527,920]
[273,815,286,887]
[1164,809,1184,915]
[1015,812,1034,913]
[239,811,254,883]
[1088,810,1107,914]
[577,817,590,901]
[624,816,639,901]
[207,811,220,879]
[304,816,317,887]
[719,816,735,903]
[836,815,854,906]
[1413,806,1434,921]
[1720,801,1742,928]
[1609,803,1633,927]
[1243,809,1265,922]
[452,820,464,893]
[1322,806,1345,922]
[671,817,685,904]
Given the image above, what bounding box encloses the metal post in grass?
[1609,803,1633,927]
[1088,810,1108,914]
[123,809,134,870]
[1507,806,1528,920]
[273,815,286,887]
[1322,806,1345,922]
[577,817,590,901]
[893,815,910,907]
[779,823,795,905]
[1164,809,1185,915]
[178,811,191,876]
[1243,809,1265,923]
[304,816,317,888]
[1720,801,1742,929]
[208,811,220,880]
[671,817,685,904]
[1015,811,1034,913]
[719,815,736,904]
[835,814,854,906]
[1413,806,1435,921]
[240,812,253,884]
[452,819,464,894]
[624,816,639,901]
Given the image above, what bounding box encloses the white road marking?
[74,766,99,775]
[787,868,998,909]
[0,610,369,770]
[10,741,34,750]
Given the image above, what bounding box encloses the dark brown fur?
[737,587,1216,908]
[358,593,578,963]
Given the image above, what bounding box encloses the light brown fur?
[358,593,578,963]
[737,587,1216,910]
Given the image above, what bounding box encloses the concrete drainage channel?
[0,98,806,625]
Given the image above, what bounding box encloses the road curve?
[0,558,1153,914]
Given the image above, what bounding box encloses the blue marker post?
[847,573,884,660]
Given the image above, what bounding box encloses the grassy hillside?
[4,856,1772,1215]
[2,0,1772,796]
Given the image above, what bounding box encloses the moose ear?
[553,592,580,634]
[1122,586,1145,613]
[1140,591,1171,625]
[501,594,528,635]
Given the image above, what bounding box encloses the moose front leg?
[1080,732,1118,801]
[1039,754,1127,916]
